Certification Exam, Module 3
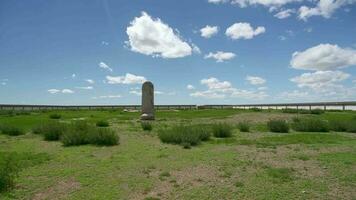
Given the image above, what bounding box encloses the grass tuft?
[0,154,18,192]
[141,121,153,131]
[49,113,61,119]
[267,119,289,133]
[33,122,67,141]
[237,121,250,132]
[212,123,233,138]
[266,167,294,183]
[96,120,110,127]
[292,117,329,132]
[0,124,25,136]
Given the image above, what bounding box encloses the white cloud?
[190,77,268,100]
[290,70,350,90]
[62,89,74,94]
[101,41,109,46]
[92,95,121,99]
[246,76,266,85]
[99,62,113,72]
[187,84,195,90]
[48,89,60,94]
[72,74,76,79]
[200,25,219,38]
[298,0,356,21]
[274,8,295,19]
[191,43,201,54]
[290,44,356,71]
[126,12,193,58]
[226,22,265,40]
[129,90,142,96]
[48,89,75,94]
[204,51,236,62]
[86,79,95,84]
[76,86,93,90]
[278,90,309,99]
[1,82,6,86]
[154,91,164,95]
[106,73,147,85]
[279,35,287,41]
[208,0,228,3]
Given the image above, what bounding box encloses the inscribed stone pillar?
[141,81,155,120]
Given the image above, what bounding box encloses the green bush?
[212,123,233,138]
[249,107,262,112]
[282,108,299,113]
[141,121,153,131]
[237,121,250,132]
[87,128,119,146]
[292,117,329,132]
[0,154,18,192]
[299,110,311,114]
[49,113,61,119]
[158,124,211,147]
[310,109,324,115]
[267,119,289,133]
[32,122,67,141]
[0,124,25,136]
[96,120,109,127]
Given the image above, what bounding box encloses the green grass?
[141,121,153,131]
[49,113,61,119]
[0,109,355,199]
[237,121,250,132]
[0,124,25,136]
[291,117,329,132]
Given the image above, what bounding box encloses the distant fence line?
[0,101,356,111]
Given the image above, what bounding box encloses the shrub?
[0,154,18,192]
[237,121,250,132]
[158,124,211,147]
[87,128,119,146]
[32,122,67,141]
[346,121,356,133]
[96,120,109,127]
[212,123,233,138]
[299,110,311,114]
[292,117,329,132]
[267,119,289,133]
[0,124,25,136]
[310,109,324,115]
[249,107,262,112]
[60,121,90,146]
[49,113,61,119]
[282,108,299,113]
[141,121,153,131]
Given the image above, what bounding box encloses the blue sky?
[0,0,355,105]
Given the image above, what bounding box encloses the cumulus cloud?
[208,0,228,3]
[129,90,142,96]
[298,0,356,21]
[225,22,265,40]
[290,70,350,90]
[200,25,219,38]
[86,79,95,84]
[274,8,295,19]
[48,89,74,94]
[246,76,266,85]
[204,51,236,62]
[190,77,268,100]
[290,44,356,71]
[278,90,309,100]
[126,12,193,58]
[106,73,147,85]
[99,62,113,72]
[72,74,76,79]
[209,0,300,8]
[187,84,195,90]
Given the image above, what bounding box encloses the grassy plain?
[0,109,355,199]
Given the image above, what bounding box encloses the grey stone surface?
[141,81,155,120]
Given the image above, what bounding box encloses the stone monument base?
[141,113,155,120]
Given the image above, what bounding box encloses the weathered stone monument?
[141,81,155,120]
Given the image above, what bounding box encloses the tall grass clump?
[292,117,329,132]
[267,119,289,133]
[0,155,18,192]
[96,120,109,127]
[158,124,211,147]
[212,123,233,138]
[141,121,153,131]
[49,113,61,119]
[0,124,25,136]
[282,108,299,114]
[61,121,119,146]
[249,107,262,112]
[328,120,349,132]
[237,121,250,132]
[310,109,324,115]
[32,122,67,141]
[87,128,119,146]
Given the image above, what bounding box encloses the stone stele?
[141,81,155,120]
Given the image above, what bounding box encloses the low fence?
[0,101,356,111]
